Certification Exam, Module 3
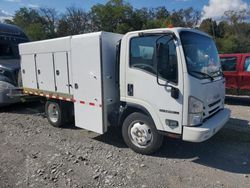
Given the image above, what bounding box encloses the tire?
[45,100,66,127]
[122,112,164,155]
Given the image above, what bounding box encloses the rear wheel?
[45,100,66,127]
[122,112,164,155]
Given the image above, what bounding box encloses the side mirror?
[171,87,179,99]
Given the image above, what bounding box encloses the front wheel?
[122,112,164,155]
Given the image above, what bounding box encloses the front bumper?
[182,108,231,142]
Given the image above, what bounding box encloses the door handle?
[66,84,73,88]
[127,84,134,96]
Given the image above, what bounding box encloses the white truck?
[19,28,230,154]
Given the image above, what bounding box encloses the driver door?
[125,35,183,134]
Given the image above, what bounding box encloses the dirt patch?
[0,98,250,188]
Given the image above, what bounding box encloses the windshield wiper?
[210,69,223,77]
[190,71,214,81]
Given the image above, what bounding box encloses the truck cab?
[119,28,230,153]
[220,53,250,96]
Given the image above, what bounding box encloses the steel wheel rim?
[48,103,59,123]
[128,121,153,148]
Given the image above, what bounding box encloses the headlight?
[188,96,203,126]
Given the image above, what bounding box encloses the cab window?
[130,36,157,75]
[130,35,178,84]
[220,57,237,71]
[244,57,250,72]
[157,36,178,83]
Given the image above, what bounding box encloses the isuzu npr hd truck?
[19,28,230,154]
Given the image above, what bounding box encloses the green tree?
[4,7,59,40]
[181,7,200,27]
[199,18,217,38]
[90,0,133,33]
[26,23,46,40]
[57,7,90,36]
[155,7,170,20]
[39,8,58,38]
[167,10,185,27]
[129,8,150,30]
[167,8,200,28]
[217,21,229,38]
[4,1,250,55]
[5,7,47,40]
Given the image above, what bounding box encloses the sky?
[0,0,250,21]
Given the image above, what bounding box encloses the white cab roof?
[125,27,211,38]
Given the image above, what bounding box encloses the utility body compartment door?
[36,53,55,91]
[21,54,38,89]
[71,33,104,134]
[54,52,71,94]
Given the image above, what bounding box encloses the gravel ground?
[0,96,250,188]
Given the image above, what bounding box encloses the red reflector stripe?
[89,102,95,106]
[23,90,102,108]
[80,100,85,104]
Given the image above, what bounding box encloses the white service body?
[19,32,123,134]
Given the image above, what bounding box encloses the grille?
[203,99,222,120]
[209,106,220,115]
[208,99,221,108]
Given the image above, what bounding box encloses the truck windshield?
[180,31,222,79]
